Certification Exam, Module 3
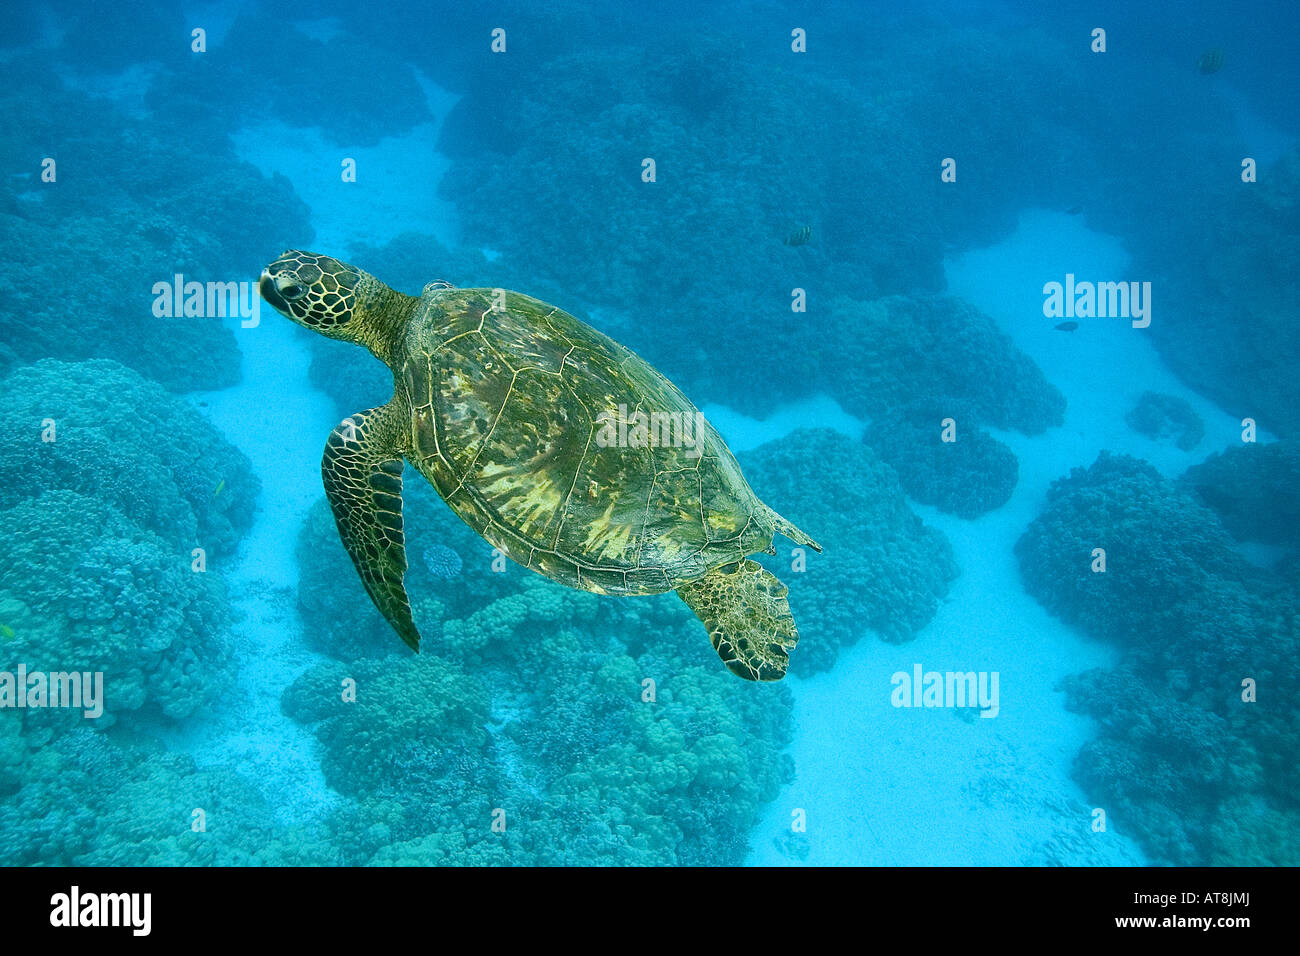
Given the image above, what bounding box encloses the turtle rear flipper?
[322,403,422,651]
[677,560,799,681]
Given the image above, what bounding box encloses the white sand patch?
[160,315,343,825]
[193,318,339,587]
[946,208,1259,476]
[231,71,460,256]
[745,498,1146,866]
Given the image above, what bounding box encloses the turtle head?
[261,250,415,364]
[260,251,366,334]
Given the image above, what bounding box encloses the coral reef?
[1018,452,1300,864]
[438,43,918,415]
[0,359,257,557]
[422,545,463,582]
[10,3,1289,869]
[0,58,311,391]
[0,490,235,726]
[47,1,188,76]
[146,12,431,147]
[438,25,1097,417]
[281,653,492,798]
[1136,148,1300,438]
[1015,453,1264,676]
[284,569,793,865]
[1124,391,1205,451]
[0,358,253,853]
[865,414,1019,519]
[836,296,1065,436]
[1181,440,1300,549]
[1061,667,1259,865]
[828,297,1065,525]
[0,729,330,866]
[302,334,396,426]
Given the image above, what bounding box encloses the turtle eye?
[281,282,307,301]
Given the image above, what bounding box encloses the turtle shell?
[400,288,778,595]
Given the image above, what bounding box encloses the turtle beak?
[259,271,290,314]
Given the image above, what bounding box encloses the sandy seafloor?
[127,70,1268,864]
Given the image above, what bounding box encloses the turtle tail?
[767,507,822,553]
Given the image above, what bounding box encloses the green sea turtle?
[259,251,821,680]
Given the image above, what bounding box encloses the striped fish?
[783,224,812,246]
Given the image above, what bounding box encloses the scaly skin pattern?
[677,560,800,681]
[401,288,785,595]
[319,401,420,649]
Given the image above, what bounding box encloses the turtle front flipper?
[322,403,422,651]
[676,560,799,681]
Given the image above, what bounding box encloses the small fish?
[1065,205,1083,215]
[212,478,226,498]
[783,224,812,246]
[1054,321,1079,332]
[1197,49,1224,74]
[0,623,15,641]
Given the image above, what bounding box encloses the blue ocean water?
[0,0,1296,867]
